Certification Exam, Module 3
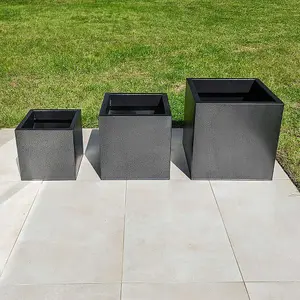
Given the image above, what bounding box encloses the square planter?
[183,78,284,180]
[15,109,83,180]
[98,93,172,180]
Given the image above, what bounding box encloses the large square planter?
[98,93,172,180]
[183,78,284,180]
[15,109,83,180]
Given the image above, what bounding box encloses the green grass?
[0,0,299,186]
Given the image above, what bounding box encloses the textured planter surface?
[99,93,172,180]
[15,109,83,180]
[183,78,284,180]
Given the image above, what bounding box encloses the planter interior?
[18,110,76,130]
[101,94,168,116]
[192,79,281,103]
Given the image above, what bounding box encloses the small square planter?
[183,78,284,180]
[98,93,172,180]
[15,109,83,180]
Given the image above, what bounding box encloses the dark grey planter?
[183,78,284,180]
[98,93,172,180]
[15,109,83,180]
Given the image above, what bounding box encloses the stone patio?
[0,128,299,300]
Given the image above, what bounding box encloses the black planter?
[98,93,172,180]
[183,78,284,180]
[15,109,83,180]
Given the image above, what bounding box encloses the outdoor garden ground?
[0,128,300,300]
[0,0,299,186]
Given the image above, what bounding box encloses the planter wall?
[183,78,284,180]
[98,93,172,180]
[15,109,83,180]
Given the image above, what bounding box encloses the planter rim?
[99,93,171,117]
[15,109,81,131]
[186,78,284,105]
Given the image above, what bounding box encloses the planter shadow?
[0,181,30,205]
[171,128,190,178]
[86,128,191,180]
[85,128,101,177]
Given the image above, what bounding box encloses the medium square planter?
[15,109,83,180]
[183,78,284,180]
[98,93,172,180]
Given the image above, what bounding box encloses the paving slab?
[123,180,241,282]
[247,282,300,300]
[211,180,300,281]
[0,284,120,300]
[1,181,126,284]
[122,283,249,300]
[0,181,41,275]
[0,128,298,299]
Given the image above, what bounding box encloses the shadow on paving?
[84,128,190,179]
[85,129,101,178]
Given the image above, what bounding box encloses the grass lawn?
[0,0,299,186]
